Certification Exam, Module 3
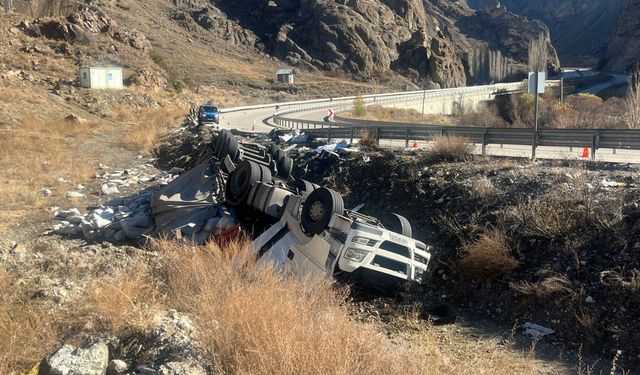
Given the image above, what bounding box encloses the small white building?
[276,68,294,84]
[79,66,123,89]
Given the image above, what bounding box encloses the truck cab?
[250,185,431,292]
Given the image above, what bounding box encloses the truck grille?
[379,241,410,258]
[372,256,407,275]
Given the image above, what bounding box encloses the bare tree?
[528,33,548,72]
[3,0,13,14]
[624,64,640,129]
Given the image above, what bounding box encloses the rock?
[66,191,86,199]
[64,114,85,124]
[42,188,53,197]
[158,361,206,375]
[136,365,157,375]
[42,342,109,375]
[101,183,120,195]
[106,359,128,375]
[585,296,596,304]
[56,208,81,218]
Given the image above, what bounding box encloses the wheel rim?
[309,200,325,222]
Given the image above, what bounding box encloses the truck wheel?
[213,131,224,156]
[277,156,293,179]
[258,164,272,183]
[228,160,261,205]
[227,137,240,161]
[301,188,344,235]
[384,213,412,238]
[293,179,318,194]
[216,131,231,159]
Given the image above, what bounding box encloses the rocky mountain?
[9,0,560,88]
[606,0,640,72]
[207,0,558,87]
[467,0,624,68]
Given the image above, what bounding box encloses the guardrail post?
[328,123,333,143]
[376,128,381,143]
[405,128,410,148]
[531,130,538,159]
[591,133,599,161]
[350,127,354,144]
[482,129,488,156]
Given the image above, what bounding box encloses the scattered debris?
[523,322,554,339]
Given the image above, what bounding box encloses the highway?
[217,82,640,164]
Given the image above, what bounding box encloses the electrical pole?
[532,71,539,159]
[4,0,13,14]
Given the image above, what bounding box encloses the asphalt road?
[218,85,640,164]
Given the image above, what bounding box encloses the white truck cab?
[251,190,431,292]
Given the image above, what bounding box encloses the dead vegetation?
[457,227,519,280]
[0,118,98,234]
[428,134,474,161]
[118,106,186,155]
[0,239,545,374]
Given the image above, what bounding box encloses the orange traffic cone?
[412,141,418,149]
[581,147,589,158]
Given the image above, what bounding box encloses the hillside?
[607,0,640,72]
[10,0,558,89]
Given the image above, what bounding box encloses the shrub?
[358,129,378,148]
[353,93,366,117]
[457,228,519,280]
[429,134,474,161]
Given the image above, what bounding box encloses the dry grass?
[457,228,519,280]
[350,106,454,125]
[0,118,100,233]
[429,134,474,161]
[156,239,540,375]
[0,239,546,374]
[119,106,186,155]
[0,268,61,374]
[511,275,580,300]
[358,129,379,148]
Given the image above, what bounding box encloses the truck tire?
[258,164,272,183]
[277,155,293,179]
[301,188,344,235]
[227,160,261,205]
[216,131,230,159]
[293,179,318,194]
[384,213,412,238]
[227,137,240,161]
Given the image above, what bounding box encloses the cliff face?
[210,0,558,87]
[467,0,623,67]
[606,0,640,71]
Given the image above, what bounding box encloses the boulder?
[40,342,109,375]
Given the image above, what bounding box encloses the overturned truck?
[153,129,432,292]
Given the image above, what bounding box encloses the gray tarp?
[151,160,222,239]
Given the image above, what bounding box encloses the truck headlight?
[352,237,377,246]
[344,248,369,262]
[414,268,425,282]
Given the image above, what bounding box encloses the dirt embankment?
[293,149,640,369]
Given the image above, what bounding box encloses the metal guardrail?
[267,81,640,159]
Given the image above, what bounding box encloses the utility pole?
[3,0,13,14]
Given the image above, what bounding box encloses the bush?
[429,134,474,161]
[353,94,366,117]
[457,228,519,280]
[358,129,378,148]
[455,103,508,128]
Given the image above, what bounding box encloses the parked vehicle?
[198,103,220,125]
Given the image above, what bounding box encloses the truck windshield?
[201,106,218,112]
